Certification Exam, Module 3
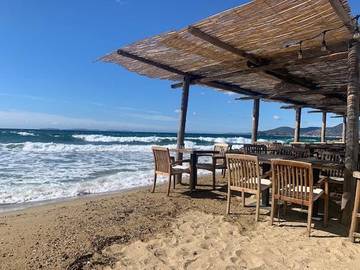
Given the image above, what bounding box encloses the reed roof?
[101,0,355,115]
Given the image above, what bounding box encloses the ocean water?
[0,129,318,206]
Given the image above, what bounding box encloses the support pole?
[176,76,190,183]
[342,116,347,143]
[343,40,360,226]
[252,98,260,144]
[321,112,327,143]
[294,107,302,143]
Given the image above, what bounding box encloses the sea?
[0,129,321,207]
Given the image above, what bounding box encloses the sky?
[0,0,359,134]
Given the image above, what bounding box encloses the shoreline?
[0,184,153,215]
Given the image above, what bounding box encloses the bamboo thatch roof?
[101,0,355,115]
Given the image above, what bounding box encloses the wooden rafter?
[328,0,355,33]
[187,26,318,90]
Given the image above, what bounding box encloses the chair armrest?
[316,176,329,188]
[171,159,191,165]
[261,170,272,179]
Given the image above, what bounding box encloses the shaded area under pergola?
[100,0,359,228]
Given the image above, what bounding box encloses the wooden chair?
[152,147,190,196]
[243,144,267,154]
[197,143,231,189]
[349,171,360,242]
[226,154,271,221]
[270,159,329,236]
[318,151,344,185]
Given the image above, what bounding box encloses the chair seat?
[260,178,272,191]
[329,176,344,183]
[197,163,226,170]
[172,165,190,174]
[280,186,324,201]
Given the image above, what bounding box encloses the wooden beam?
[344,41,360,228]
[308,110,323,113]
[187,26,318,90]
[117,49,192,77]
[281,105,300,110]
[252,99,260,144]
[187,26,263,66]
[342,116,347,143]
[321,112,327,143]
[171,51,348,89]
[176,76,190,158]
[237,96,260,101]
[328,0,355,33]
[294,107,302,143]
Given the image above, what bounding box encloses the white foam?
[73,134,176,143]
[188,136,252,145]
[14,131,36,136]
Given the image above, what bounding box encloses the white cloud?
[273,115,281,120]
[192,112,197,116]
[174,109,180,113]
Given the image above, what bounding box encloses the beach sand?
[1,175,360,269]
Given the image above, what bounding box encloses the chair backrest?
[226,154,261,191]
[243,144,267,154]
[271,159,313,203]
[318,151,344,177]
[291,148,311,158]
[214,143,230,156]
[152,146,171,174]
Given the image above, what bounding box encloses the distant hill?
[259,124,343,137]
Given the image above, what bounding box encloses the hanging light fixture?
[298,41,303,60]
[353,16,360,40]
[321,31,328,52]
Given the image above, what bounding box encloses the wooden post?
[294,107,301,143]
[342,116,347,143]
[321,112,327,143]
[342,40,360,226]
[252,98,260,144]
[176,76,190,183]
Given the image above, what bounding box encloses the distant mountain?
[259,124,343,137]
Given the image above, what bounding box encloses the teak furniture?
[349,171,360,242]
[152,147,190,196]
[197,143,231,189]
[270,159,329,236]
[226,154,271,221]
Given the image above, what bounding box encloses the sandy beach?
[1,176,360,270]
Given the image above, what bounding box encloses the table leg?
[262,189,270,207]
[313,168,320,216]
[190,153,197,191]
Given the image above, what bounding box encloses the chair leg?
[307,202,314,237]
[242,191,245,207]
[222,169,226,178]
[173,175,176,189]
[151,173,157,193]
[212,168,216,190]
[255,193,260,222]
[349,179,360,241]
[270,195,276,226]
[323,191,329,228]
[167,175,172,196]
[226,187,231,215]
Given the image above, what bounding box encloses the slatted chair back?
[275,145,293,156]
[243,144,267,155]
[319,151,344,178]
[291,148,311,158]
[152,147,171,174]
[271,159,313,205]
[226,154,261,191]
[214,143,230,156]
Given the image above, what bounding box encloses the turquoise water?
[0,129,321,205]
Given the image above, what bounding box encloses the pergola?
[101,0,359,224]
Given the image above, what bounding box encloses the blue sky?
[0,0,359,133]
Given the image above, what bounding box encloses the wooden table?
[169,148,218,191]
